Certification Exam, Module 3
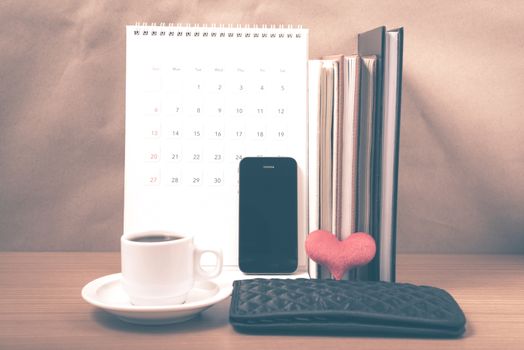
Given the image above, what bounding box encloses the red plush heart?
[305,230,376,280]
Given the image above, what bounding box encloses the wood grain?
[0,253,523,350]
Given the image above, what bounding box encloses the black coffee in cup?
[121,230,223,306]
[130,235,181,243]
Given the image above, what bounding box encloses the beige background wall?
[0,0,523,252]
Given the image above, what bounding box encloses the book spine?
[389,29,403,283]
[307,61,322,279]
[354,56,379,281]
[319,62,336,279]
[340,56,361,280]
[331,59,343,243]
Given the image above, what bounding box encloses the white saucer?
[81,273,232,325]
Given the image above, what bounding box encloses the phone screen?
[239,157,298,273]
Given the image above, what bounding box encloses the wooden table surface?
[1,253,523,350]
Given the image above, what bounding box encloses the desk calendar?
[124,24,309,266]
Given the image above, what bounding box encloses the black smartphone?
[238,157,298,274]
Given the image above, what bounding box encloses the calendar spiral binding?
[131,23,306,39]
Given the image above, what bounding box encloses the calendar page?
[124,24,309,267]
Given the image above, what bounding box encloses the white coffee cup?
[121,231,223,306]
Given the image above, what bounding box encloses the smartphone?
[238,157,298,274]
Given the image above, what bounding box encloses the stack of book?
[308,26,404,282]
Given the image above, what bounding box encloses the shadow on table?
[91,303,229,334]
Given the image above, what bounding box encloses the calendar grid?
[124,24,309,267]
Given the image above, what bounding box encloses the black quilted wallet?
[229,279,466,337]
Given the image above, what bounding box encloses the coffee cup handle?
[194,247,223,279]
